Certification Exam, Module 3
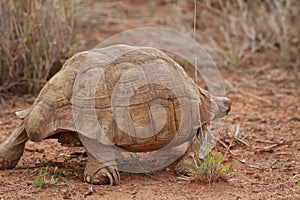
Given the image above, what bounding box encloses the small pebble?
[86,176,91,183]
[253,173,260,179]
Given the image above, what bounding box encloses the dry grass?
[0,0,75,95]
[1,0,298,95]
[193,0,300,67]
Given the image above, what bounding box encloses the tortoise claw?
[84,152,120,185]
[84,166,120,185]
[111,167,121,185]
[98,167,114,185]
[104,168,114,185]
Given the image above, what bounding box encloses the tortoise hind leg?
[0,122,28,169]
[84,151,120,185]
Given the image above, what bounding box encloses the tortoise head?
[210,95,231,119]
[198,87,231,124]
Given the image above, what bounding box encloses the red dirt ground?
[0,1,299,199]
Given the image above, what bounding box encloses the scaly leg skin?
[84,151,120,185]
[0,122,28,169]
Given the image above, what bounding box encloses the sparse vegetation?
[32,171,47,188]
[195,0,300,67]
[0,0,75,95]
[0,1,298,199]
[187,149,233,185]
[32,170,62,189]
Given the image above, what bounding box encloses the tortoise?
[0,44,231,185]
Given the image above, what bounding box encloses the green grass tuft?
[187,149,233,185]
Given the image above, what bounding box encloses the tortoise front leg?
[84,151,120,185]
[0,122,28,169]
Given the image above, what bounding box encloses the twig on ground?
[271,165,300,171]
[247,164,267,170]
[229,124,250,146]
[255,139,300,145]
[241,130,253,141]
[217,139,230,150]
[255,138,300,152]
[239,160,266,170]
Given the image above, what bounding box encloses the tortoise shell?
[23,45,229,152]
